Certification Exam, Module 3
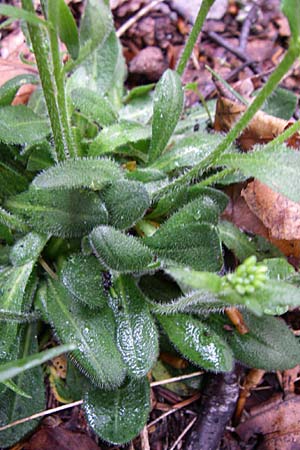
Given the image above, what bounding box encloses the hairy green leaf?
[84,377,150,445]
[151,132,222,172]
[149,185,227,219]
[61,254,107,308]
[0,343,75,383]
[37,280,126,388]
[0,207,27,232]
[247,280,300,316]
[144,190,227,271]
[89,121,151,156]
[0,162,28,197]
[111,275,159,377]
[167,267,222,292]
[48,0,79,60]
[120,91,153,124]
[10,232,48,266]
[0,105,49,145]
[263,257,295,281]
[126,168,166,183]
[219,221,282,262]
[152,290,231,315]
[145,222,223,271]
[174,102,216,135]
[1,379,31,398]
[262,87,297,120]
[219,221,260,261]
[0,263,35,315]
[157,314,233,372]
[6,188,108,237]
[102,180,150,229]
[161,194,226,228]
[0,325,45,447]
[149,69,183,163]
[32,157,123,190]
[0,74,38,107]
[71,88,117,126]
[27,87,48,118]
[218,145,300,202]
[0,322,20,362]
[69,31,126,105]
[26,141,55,172]
[219,312,300,370]
[79,0,112,54]
[0,4,48,28]
[123,84,155,103]
[90,226,153,272]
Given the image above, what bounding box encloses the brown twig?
[239,5,259,52]
[205,30,260,74]
[0,373,203,432]
[150,370,204,387]
[148,392,201,429]
[38,257,58,280]
[116,0,165,37]
[0,400,83,432]
[140,425,151,450]
[169,417,197,450]
[204,60,255,100]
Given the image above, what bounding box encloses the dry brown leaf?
[214,96,290,150]
[282,365,300,395]
[23,425,101,450]
[222,185,269,238]
[242,180,300,240]
[222,185,300,259]
[236,394,300,450]
[216,85,300,260]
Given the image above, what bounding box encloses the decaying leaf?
[216,85,300,259]
[222,185,300,258]
[22,417,101,450]
[214,96,291,151]
[236,394,300,450]
[242,180,300,240]
[214,95,300,151]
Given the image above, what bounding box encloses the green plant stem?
[176,0,215,76]
[48,26,76,157]
[176,46,299,187]
[21,0,66,161]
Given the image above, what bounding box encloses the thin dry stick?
[140,425,151,450]
[150,370,203,387]
[0,373,202,432]
[38,257,58,280]
[116,0,165,37]
[169,416,197,450]
[147,392,201,428]
[0,400,83,432]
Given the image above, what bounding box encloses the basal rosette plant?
[1,0,300,446]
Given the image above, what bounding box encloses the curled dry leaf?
[214,96,293,150]
[242,180,300,240]
[222,183,300,258]
[216,86,300,258]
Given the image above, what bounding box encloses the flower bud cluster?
[223,256,268,295]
